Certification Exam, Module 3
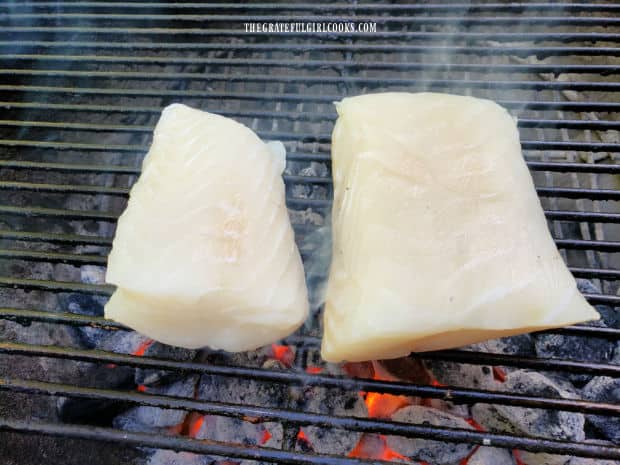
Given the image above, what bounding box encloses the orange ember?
[260,429,272,445]
[305,366,323,374]
[188,414,205,439]
[105,363,117,369]
[132,339,154,356]
[271,344,294,367]
[348,433,410,462]
[512,450,528,465]
[465,418,485,432]
[492,366,507,383]
[364,391,412,418]
[297,429,309,442]
[136,384,147,393]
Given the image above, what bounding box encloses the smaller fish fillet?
[105,104,308,351]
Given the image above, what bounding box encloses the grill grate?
[0,1,619,464]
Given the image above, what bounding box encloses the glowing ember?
[105,363,117,369]
[512,449,528,465]
[132,339,154,356]
[492,366,507,383]
[260,429,272,445]
[430,379,445,387]
[364,391,412,418]
[270,344,294,367]
[305,366,323,374]
[348,433,410,462]
[465,418,485,432]
[188,414,205,439]
[297,428,312,450]
[136,384,147,393]
[343,361,375,379]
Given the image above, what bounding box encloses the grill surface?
[0,1,619,464]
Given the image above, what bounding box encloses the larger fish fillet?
[105,104,308,351]
[322,92,599,363]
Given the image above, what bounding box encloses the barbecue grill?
[0,1,619,464]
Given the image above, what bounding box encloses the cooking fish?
[105,103,309,351]
[321,92,599,363]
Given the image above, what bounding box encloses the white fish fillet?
[321,92,599,363]
[105,104,308,351]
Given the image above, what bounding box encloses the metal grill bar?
[0,230,113,245]
[0,85,620,112]
[3,228,617,254]
[3,159,620,176]
[2,307,620,341]
[3,99,617,115]
[1,139,618,157]
[2,28,619,43]
[2,180,619,202]
[0,41,617,57]
[3,416,618,462]
[0,277,113,294]
[2,204,619,226]
[6,3,620,12]
[5,14,620,27]
[4,55,620,75]
[2,117,620,133]
[2,341,620,402]
[0,377,619,461]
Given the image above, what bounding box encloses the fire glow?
[132,339,154,356]
[270,343,294,367]
[348,433,410,462]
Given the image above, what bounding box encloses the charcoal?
[114,376,199,432]
[472,370,585,442]
[134,343,197,387]
[386,405,474,463]
[468,446,515,465]
[287,208,325,226]
[576,279,618,328]
[298,162,328,178]
[534,332,614,384]
[426,359,497,391]
[583,376,620,443]
[296,426,360,456]
[467,334,535,356]
[518,452,571,465]
[194,415,283,448]
[147,450,213,465]
[300,386,367,417]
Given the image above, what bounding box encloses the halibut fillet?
[322,92,599,363]
[105,104,308,351]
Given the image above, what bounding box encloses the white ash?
[583,376,620,444]
[147,450,212,465]
[194,414,283,449]
[426,360,497,391]
[197,374,289,409]
[386,405,475,464]
[472,370,585,442]
[296,426,360,456]
[468,446,515,465]
[80,265,106,285]
[298,162,329,178]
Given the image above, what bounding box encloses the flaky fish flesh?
[322,92,599,363]
[105,104,308,351]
